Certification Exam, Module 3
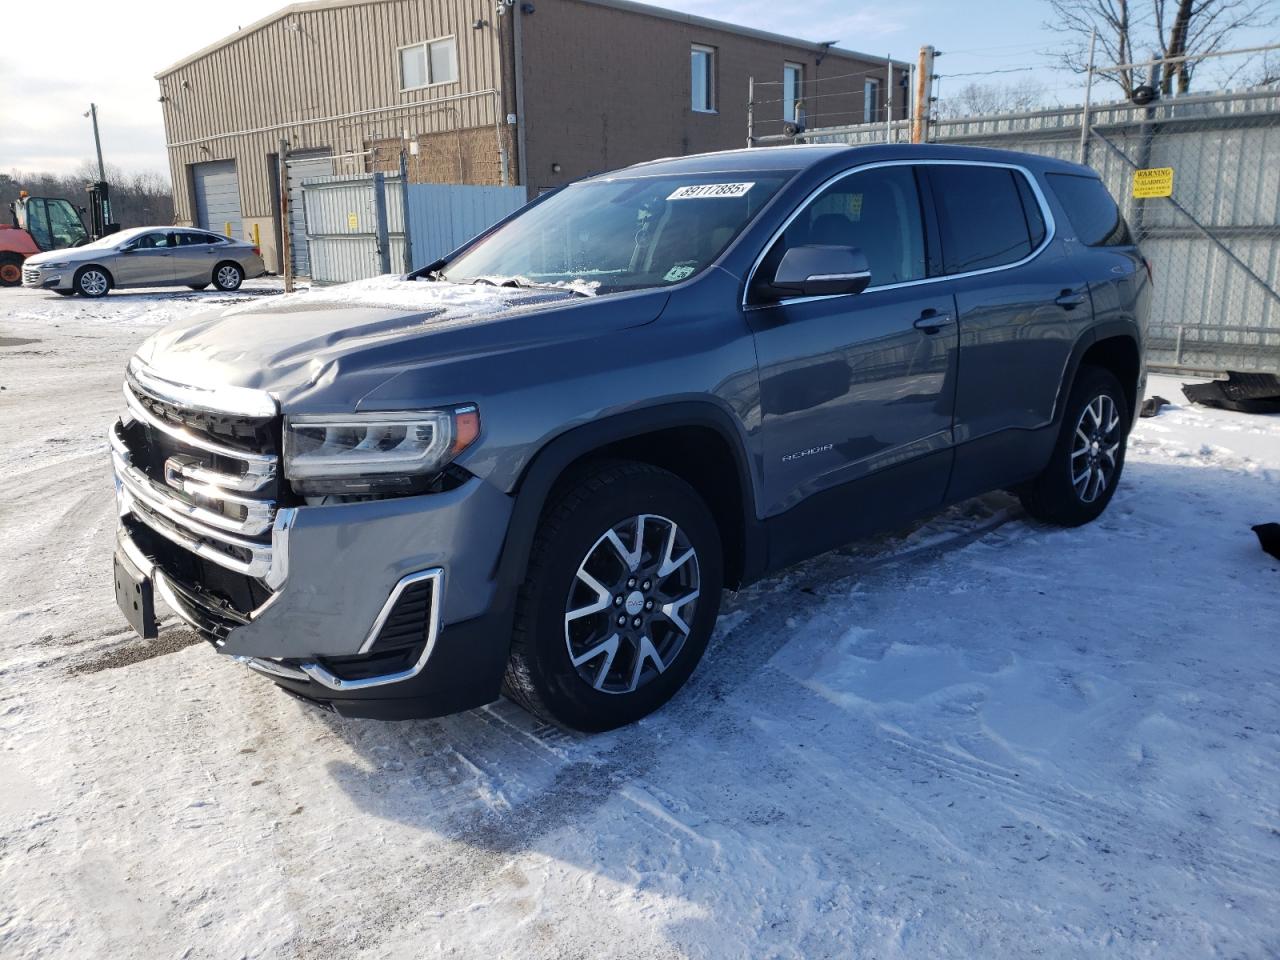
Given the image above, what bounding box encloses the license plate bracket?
[114,549,157,640]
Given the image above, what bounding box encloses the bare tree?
[934,81,1052,119]
[1,164,174,230]
[1153,0,1276,93]
[1045,0,1144,97]
[1044,0,1276,97]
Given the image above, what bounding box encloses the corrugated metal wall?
[303,173,407,283]
[158,0,505,226]
[302,174,524,283]
[404,182,525,266]
[806,89,1280,374]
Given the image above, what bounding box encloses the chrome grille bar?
[113,360,285,587]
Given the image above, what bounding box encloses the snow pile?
[3,278,288,327]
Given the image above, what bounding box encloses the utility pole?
[87,104,107,183]
[1079,27,1098,165]
[885,55,893,143]
[911,45,935,144]
[278,139,294,293]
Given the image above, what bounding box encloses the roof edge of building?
[155,0,395,78]
[156,0,910,79]
[578,0,910,68]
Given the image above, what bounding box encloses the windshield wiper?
[470,276,592,297]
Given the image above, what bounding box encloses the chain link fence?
[802,88,1280,375]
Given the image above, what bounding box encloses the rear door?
[170,231,222,285]
[924,162,1092,499]
[113,231,177,286]
[749,163,959,561]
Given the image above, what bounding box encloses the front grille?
[112,361,284,591]
[22,267,40,285]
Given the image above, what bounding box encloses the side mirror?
[768,245,871,299]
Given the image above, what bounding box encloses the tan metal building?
[156,0,907,272]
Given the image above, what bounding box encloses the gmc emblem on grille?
[164,455,199,492]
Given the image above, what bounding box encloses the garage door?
[192,160,243,240]
[286,151,334,277]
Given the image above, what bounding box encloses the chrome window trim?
[298,568,446,691]
[128,356,278,420]
[742,158,1058,311]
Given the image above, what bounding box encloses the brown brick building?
[157,0,907,272]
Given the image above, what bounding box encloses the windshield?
[440,173,791,294]
[22,198,89,250]
[80,227,147,250]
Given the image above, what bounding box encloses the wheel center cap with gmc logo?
[625,591,645,616]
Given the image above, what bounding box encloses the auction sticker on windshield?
[667,182,756,200]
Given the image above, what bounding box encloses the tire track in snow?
[290,501,1025,955]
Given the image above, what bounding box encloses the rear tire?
[74,266,111,298]
[1019,365,1129,527]
[212,262,244,291]
[503,461,723,732]
[0,254,22,287]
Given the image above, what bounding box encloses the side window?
[929,165,1036,273]
[133,232,170,249]
[1046,173,1131,246]
[756,165,927,296]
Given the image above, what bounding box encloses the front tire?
[212,262,244,291]
[1020,365,1129,527]
[504,461,723,731]
[74,266,111,298]
[0,253,22,287]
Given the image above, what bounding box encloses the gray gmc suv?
[111,144,1148,730]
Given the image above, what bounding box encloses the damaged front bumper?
[114,459,516,718]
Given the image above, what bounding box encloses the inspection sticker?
[668,182,755,200]
[1133,167,1174,199]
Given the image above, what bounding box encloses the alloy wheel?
[79,270,108,295]
[563,513,701,695]
[216,265,242,289]
[1071,394,1122,503]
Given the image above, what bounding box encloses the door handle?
[913,309,955,334]
[1055,289,1088,308]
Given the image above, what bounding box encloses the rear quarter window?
[1046,173,1132,246]
[929,165,1040,273]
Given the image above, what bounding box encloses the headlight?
[43,261,71,269]
[283,405,480,496]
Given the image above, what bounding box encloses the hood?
[25,245,114,266]
[133,275,665,409]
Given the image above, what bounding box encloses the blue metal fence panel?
[405,183,527,270]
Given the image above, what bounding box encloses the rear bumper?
[115,476,517,718]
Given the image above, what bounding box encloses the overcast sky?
[0,0,1273,177]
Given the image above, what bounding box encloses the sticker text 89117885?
[667,182,756,201]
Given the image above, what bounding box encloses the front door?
[748,163,958,563]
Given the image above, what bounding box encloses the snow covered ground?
[1,283,1278,959]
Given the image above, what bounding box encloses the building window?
[864,78,881,123]
[783,62,803,122]
[399,36,458,90]
[691,45,716,113]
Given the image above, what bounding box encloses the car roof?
[588,143,1095,181]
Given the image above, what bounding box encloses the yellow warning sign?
[347,212,359,229]
[1133,167,1173,199]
